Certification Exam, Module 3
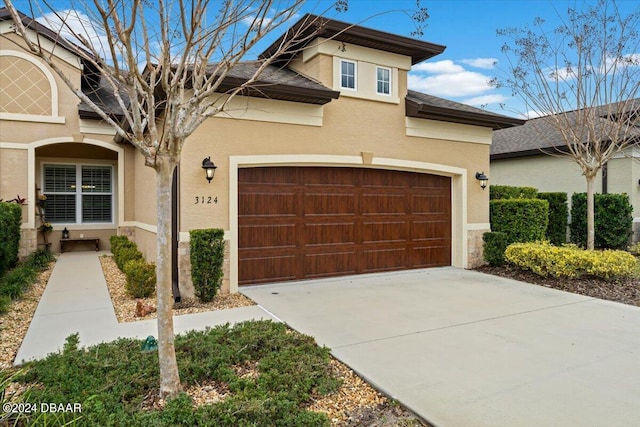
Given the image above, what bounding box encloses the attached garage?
[238,166,451,285]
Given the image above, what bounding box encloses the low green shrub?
[0,201,22,278]
[505,241,638,280]
[490,198,549,244]
[0,264,36,299]
[628,243,640,256]
[0,294,10,314]
[115,246,144,271]
[490,185,538,200]
[538,192,568,245]
[570,193,633,249]
[123,259,156,298]
[483,232,509,266]
[109,235,132,255]
[190,228,225,303]
[24,248,56,270]
[15,320,339,426]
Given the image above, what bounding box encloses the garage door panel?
[361,194,406,215]
[239,254,298,285]
[304,251,357,278]
[238,167,451,285]
[305,222,356,245]
[411,220,451,240]
[239,223,297,250]
[301,167,357,186]
[410,245,451,267]
[239,192,297,217]
[304,193,356,216]
[412,194,450,214]
[362,220,407,243]
[362,247,407,272]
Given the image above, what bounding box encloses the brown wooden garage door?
[238,167,451,285]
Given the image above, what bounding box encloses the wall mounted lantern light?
[475,172,488,190]
[202,157,217,183]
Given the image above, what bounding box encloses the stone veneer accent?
[177,239,230,299]
[467,228,488,269]
[19,228,37,259]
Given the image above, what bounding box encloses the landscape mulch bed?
[0,262,54,370]
[98,254,430,426]
[476,265,640,307]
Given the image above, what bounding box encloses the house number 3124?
[194,196,218,204]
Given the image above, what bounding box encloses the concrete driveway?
[242,267,640,427]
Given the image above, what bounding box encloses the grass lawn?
[2,320,344,426]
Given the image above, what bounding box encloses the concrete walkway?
[242,268,640,427]
[15,251,275,364]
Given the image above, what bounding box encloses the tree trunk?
[586,174,596,250]
[155,155,181,397]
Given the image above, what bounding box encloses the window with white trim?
[43,164,113,224]
[340,60,356,90]
[376,67,391,95]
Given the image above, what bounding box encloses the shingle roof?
[492,99,640,158]
[406,90,525,130]
[207,61,340,105]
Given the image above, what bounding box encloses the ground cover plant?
[5,321,342,426]
[0,249,55,314]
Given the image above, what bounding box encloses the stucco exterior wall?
[0,31,126,256]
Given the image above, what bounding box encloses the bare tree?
[497,0,640,249]
[2,0,337,398]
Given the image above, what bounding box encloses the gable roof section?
[260,13,446,65]
[406,90,525,130]
[492,99,640,159]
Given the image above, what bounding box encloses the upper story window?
[340,60,356,90]
[376,67,391,95]
[43,164,113,224]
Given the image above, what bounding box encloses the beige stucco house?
[491,103,640,244]
[0,9,523,298]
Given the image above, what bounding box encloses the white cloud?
[37,9,113,60]
[411,60,464,74]
[462,94,507,106]
[408,70,493,97]
[460,58,498,69]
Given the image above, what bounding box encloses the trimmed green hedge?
[482,232,509,266]
[123,259,156,298]
[538,192,568,245]
[190,229,225,303]
[490,198,549,244]
[570,193,633,249]
[0,202,22,278]
[490,185,538,200]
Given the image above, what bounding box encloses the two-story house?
[0,10,523,298]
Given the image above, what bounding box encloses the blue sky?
[5,0,639,118]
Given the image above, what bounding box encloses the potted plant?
[39,222,53,233]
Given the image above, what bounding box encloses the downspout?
[171,165,181,302]
[602,161,608,194]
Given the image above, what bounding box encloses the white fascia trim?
[120,221,157,234]
[0,112,65,124]
[0,50,65,121]
[467,223,491,230]
[79,119,117,135]
[229,154,468,293]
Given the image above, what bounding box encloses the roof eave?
[406,98,525,130]
[259,14,446,65]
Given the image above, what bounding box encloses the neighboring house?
[491,101,640,243]
[0,9,523,297]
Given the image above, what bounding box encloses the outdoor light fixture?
[62,227,69,239]
[475,172,488,190]
[202,156,217,183]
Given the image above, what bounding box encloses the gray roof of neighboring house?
[406,90,525,130]
[492,99,640,159]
